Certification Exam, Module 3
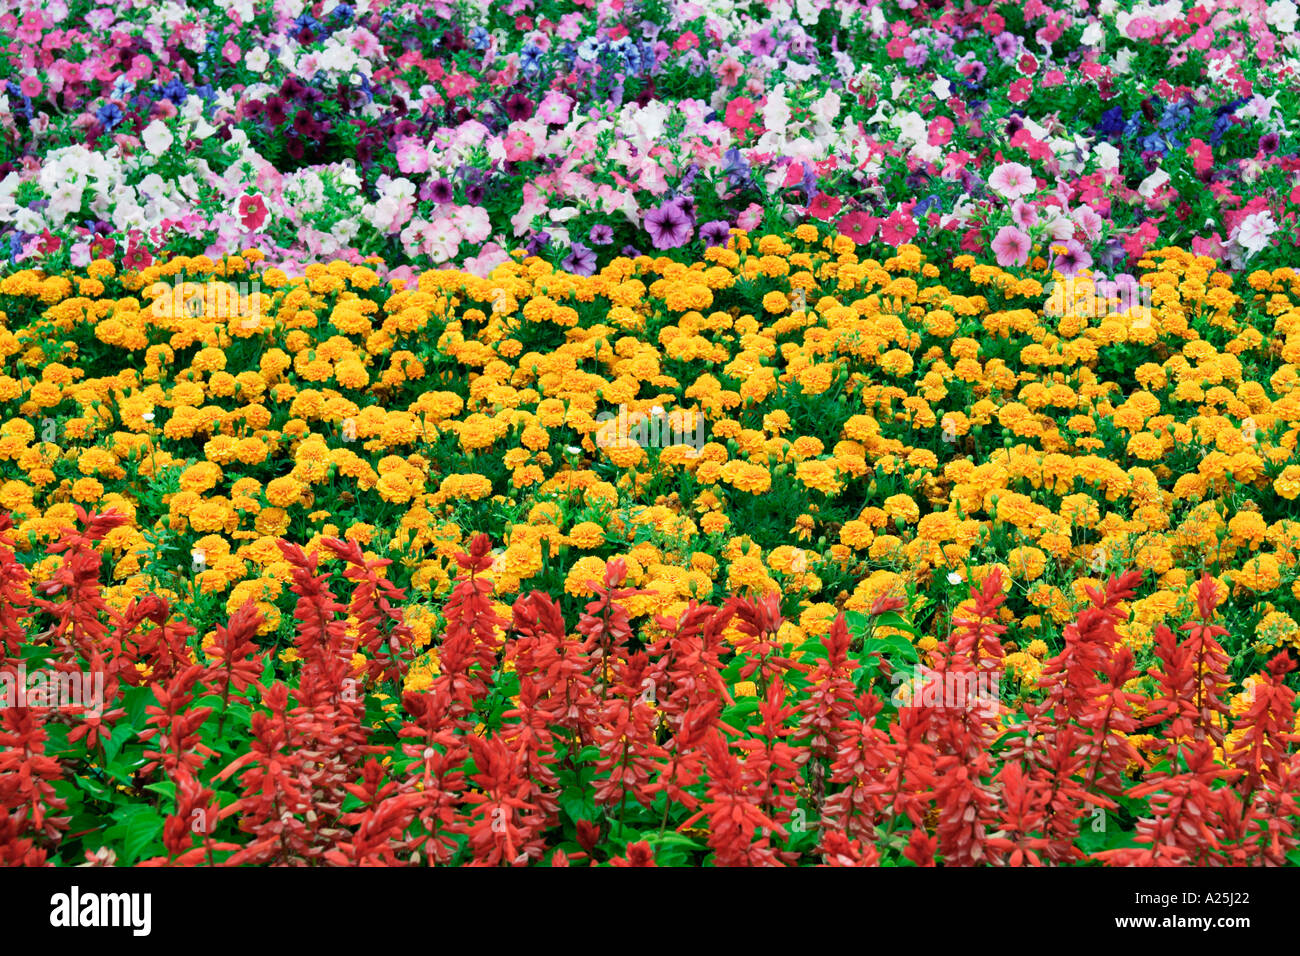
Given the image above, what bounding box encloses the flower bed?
[4,0,1300,279]
[2,233,1300,864]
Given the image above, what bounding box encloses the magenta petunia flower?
[807,192,842,221]
[837,211,879,245]
[880,210,917,247]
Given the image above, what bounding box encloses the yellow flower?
[883,494,920,525]
[1274,465,1300,500]
[1236,554,1281,594]
[567,521,606,549]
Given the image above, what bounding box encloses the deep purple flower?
[561,242,598,276]
[264,96,288,126]
[621,244,642,258]
[1260,132,1280,155]
[504,92,534,121]
[429,178,454,203]
[526,232,550,256]
[700,220,731,247]
[673,195,698,221]
[465,183,485,205]
[1097,236,1126,272]
[644,201,693,249]
[589,224,614,245]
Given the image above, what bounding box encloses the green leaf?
[102,721,138,766]
[647,831,703,850]
[144,781,177,802]
[559,790,596,825]
[103,805,165,865]
[862,633,919,668]
[722,698,761,724]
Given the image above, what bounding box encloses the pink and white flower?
[988,162,1037,201]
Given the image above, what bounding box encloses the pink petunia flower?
[238,194,268,232]
[503,128,535,162]
[807,192,842,221]
[1072,204,1104,242]
[927,117,954,146]
[837,211,879,245]
[736,203,764,231]
[991,225,1031,267]
[395,138,430,175]
[536,92,572,125]
[1010,198,1038,230]
[988,162,1037,200]
[880,209,917,246]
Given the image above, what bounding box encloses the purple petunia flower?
[465,183,485,205]
[429,178,454,204]
[1051,239,1093,277]
[589,224,614,246]
[526,232,550,256]
[561,242,597,276]
[504,92,534,121]
[644,201,693,250]
[1097,237,1126,272]
[749,30,776,57]
[994,34,1018,61]
[700,220,731,247]
[264,96,288,126]
[1260,132,1280,155]
[621,244,642,258]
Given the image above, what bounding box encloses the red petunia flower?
[724,96,759,136]
[837,211,879,245]
[807,192,842,221]
[123,242,152,270]
[238,193,268,232]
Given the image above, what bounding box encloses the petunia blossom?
[988,162,1037,201]
[991,225,1031,267]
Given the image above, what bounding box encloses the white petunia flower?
[1268,0,1298,33]
[1234,212,1278,256]
[142,120,174,156]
